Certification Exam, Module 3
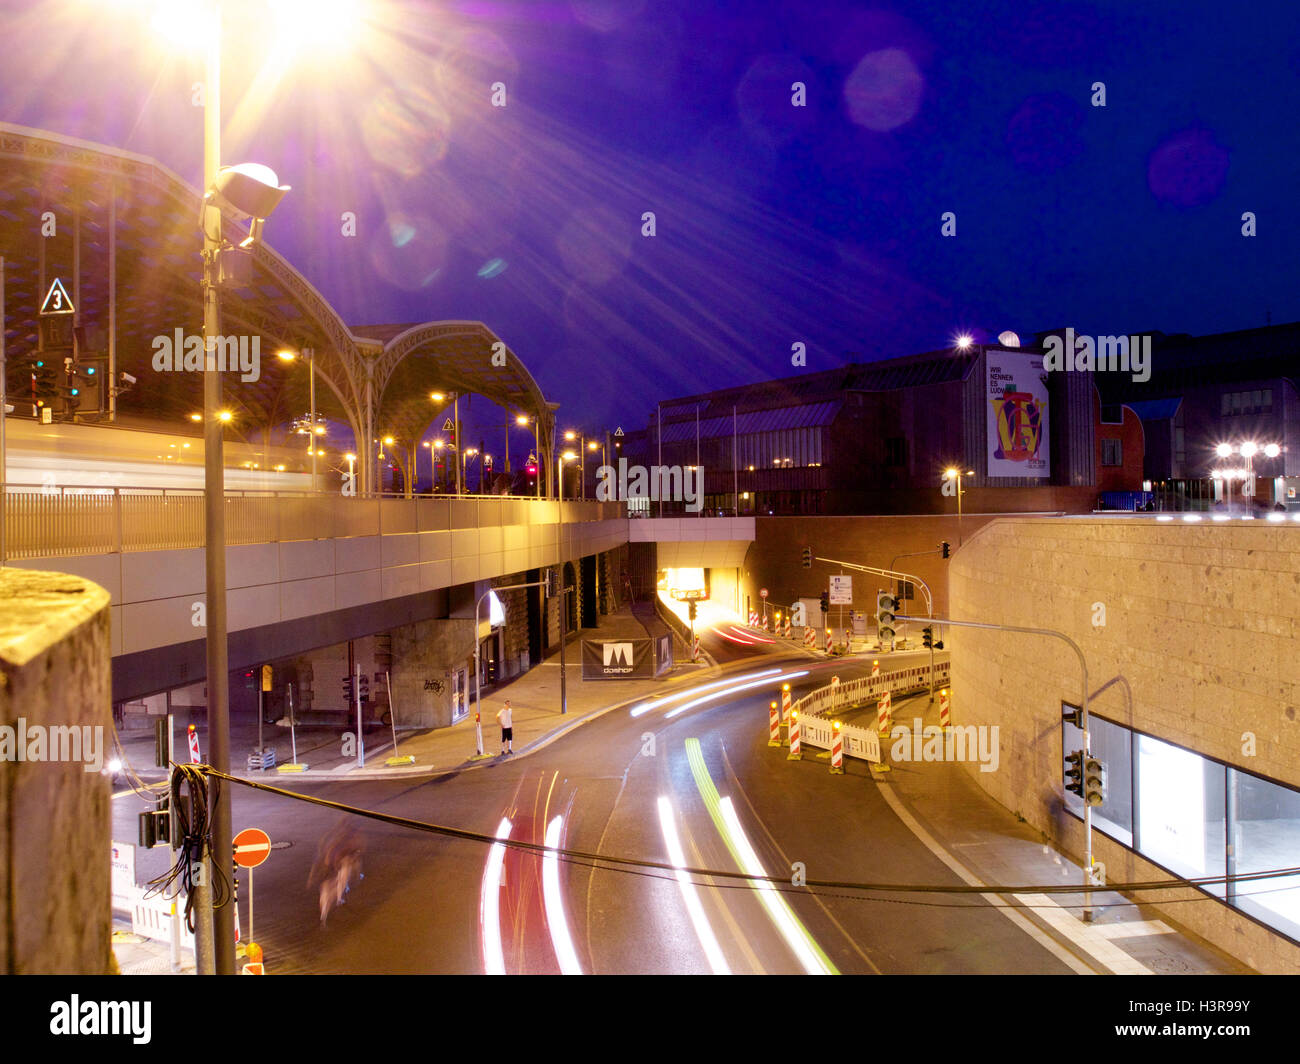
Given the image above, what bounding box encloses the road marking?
[1016,895,1154,974]
[1090,919,1174,940]
[872,783,1096,975]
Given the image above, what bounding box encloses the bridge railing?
[1,485,623,560]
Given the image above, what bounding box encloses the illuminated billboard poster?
[985,348,1050,478]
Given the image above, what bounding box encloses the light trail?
[663,670,808,720]
[657,796,731,975]
[542,815,584,975]
[479,816,512,975]
[630,667,784,717]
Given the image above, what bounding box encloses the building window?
[1063,708,1300,943]
[1101,438,1122,467]
[1221,389,1274,417]
[884,437,906,466]
[1100,404,1124,425]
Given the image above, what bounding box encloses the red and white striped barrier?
[768,700,782,747]
[188,724,201,764]
[761,614,769,632]
[825,628,834,655]
[787,711,802,760]
[749,611,758,627]
[939,688,951,730]
[804,627,816,647]
[877,689,892,736]
[784,619,792,638]
[692,637,701,661]
[830,723,844,774]
[781,683,792,723]
[871,659,880,677]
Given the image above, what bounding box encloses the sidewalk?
[116,609,715,784]
[860,701,1253,975]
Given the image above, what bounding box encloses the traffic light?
[70,358,105,413]
[687,600,697,622]
[138,794,170,849]
[801,547,812,569]
[1064,750,1084,798]
[819,591,829,613]
[1084,756,1107,807]
[1062,704,1082,729]
[358,673,370,704]
[875,591,898,643]
[343,674,354,705]
[941,541,951,559]
[922,626,933,649]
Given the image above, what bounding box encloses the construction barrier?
[780,683,792,723]
[784,619,792,638]
[787,711,802,760]
[749,611,759,626]
[830,723,844,774]
[768,701,781,747]
[939,688,951,730]
[877,690,893,736]
[693,637,701,661]
[782,659,950,765]
[871,659,880,677]
[804,627,816,647]
[187,724,201,764]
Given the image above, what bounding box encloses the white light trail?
[664,670,808,720]
[630,667,783,717]
[657,796,730,975]
[542,816,584,975]
[718,797,832,975]
[479,816,512,975]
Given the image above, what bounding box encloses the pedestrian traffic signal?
[875,592,898,642]
[922,626,933,649]
[941,541,951,559]
[801,547,812,568]
[1084,756,1107,807]
[819,591,829,613]
[1064,750,1084,798]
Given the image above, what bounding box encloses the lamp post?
[431,391,462,494]
[278,346,320,490]
[557,449,576,714]
[517,413,539,497]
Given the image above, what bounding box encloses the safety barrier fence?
[1,485,621,560]
[788,660,951,764]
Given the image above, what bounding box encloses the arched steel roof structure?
[0,123,555,493]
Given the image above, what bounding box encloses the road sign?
[261,664,272,692]
[39,277,75,315]
[829,575,852,605]
[232,828,272,869]
[760,588,768,599]
[443,417,454,432]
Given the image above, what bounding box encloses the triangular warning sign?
[614,426,625,437]
[40,277,74,315]
[443,418,454,432]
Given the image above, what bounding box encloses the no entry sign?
[233,828,272,869]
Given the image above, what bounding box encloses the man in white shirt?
[496,700,513,755]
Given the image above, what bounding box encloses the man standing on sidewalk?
[496,700,513,755]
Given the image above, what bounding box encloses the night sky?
[4,0,1300,437]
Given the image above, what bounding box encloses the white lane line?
[542,815,584,975]
[657,796,730,974]
[872,783,1096,975]
[1016,895,1154,974]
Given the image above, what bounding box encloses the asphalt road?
[113,651,1075,974]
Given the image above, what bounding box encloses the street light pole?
[200,12,235,976]
[307,346,316,492]
[897,612,1096,920]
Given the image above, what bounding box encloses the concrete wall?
[740,514,1004,626]
[950,516,1300,973]
[0,568,113,974]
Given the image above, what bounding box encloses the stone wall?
[950,517,1300,973]
[0,568,113,974]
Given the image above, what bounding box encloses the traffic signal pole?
[897,612,1096,921]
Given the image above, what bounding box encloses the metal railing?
[1,484,624,561]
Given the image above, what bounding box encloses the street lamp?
[945,467,975,519]
[430,391,462,494]
[277,346,321,491]
[517,412,540,497]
